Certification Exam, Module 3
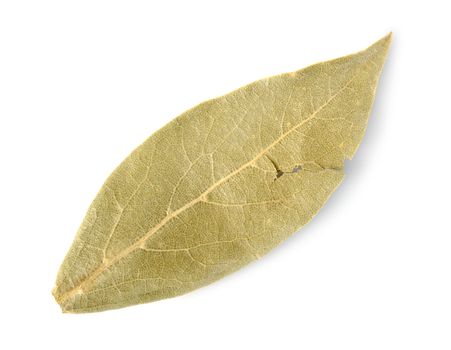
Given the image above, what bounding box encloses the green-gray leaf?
[53,34,391,313]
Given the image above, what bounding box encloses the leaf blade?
[53,34,391,312]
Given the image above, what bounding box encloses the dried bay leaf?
[53,34,391,313]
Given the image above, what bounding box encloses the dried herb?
[53,34,391,313]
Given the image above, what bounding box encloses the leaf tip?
[383,31,393,46]
[372,32,393,52]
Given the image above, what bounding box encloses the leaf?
[53,34,391,313]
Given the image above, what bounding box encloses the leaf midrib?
[56,71,358,306]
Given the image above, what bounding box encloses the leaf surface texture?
[53,34,391,312]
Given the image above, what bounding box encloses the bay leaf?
[53,34,391,313]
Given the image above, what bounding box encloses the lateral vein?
[56,71,358,305]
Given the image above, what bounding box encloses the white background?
[1,1,450,349]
